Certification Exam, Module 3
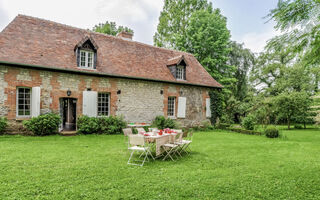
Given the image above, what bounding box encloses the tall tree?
[267,0,320,91]
[228,41,255,101]
[153,0,212,48]
[92,21,133,36]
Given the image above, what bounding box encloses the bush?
[97,116,127,134]
[23,113,61,136]
[77,116,100,134]
[242,115,256,130]
[228,127,262,135]
[216,123,231,129]
[77,115,126,135]
[294,124,303,129]
[152,116,177,129]
[265,127,279,138]
[0,117,8,134]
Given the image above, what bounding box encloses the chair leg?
[148,149,155,161]
[127,150,135,165]
[162,147,175,161]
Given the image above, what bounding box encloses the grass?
[1,128,320,199]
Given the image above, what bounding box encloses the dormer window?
[176,65,185,80]
[167,55,187,81]
[75,36,98,69]
[80,50,94,68]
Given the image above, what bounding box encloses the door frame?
[59,97,77,132]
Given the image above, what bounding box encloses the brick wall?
[0,65,211,133]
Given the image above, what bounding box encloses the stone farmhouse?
[0,15,222,133]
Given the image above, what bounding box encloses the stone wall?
[0,65,211,134]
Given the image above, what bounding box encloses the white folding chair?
[136,127,146,135]
[127,135,155,166]
[162,133,181,161]
[123,128,133,136]
[180,132,193,155]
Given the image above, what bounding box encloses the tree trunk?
[288,118,290,130]
[304,122,306,129]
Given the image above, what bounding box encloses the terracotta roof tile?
[0,15,222,88]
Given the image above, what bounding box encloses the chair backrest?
[172,129,183,133]
[149,128,158,132]
[129,135,145,146]
[136,128,146,134]
[188,132,193,141]
[177,132,183,142]
[123,128,133,136]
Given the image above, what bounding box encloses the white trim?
[97,92,110,117]
[177,97,186,118]
[79,50,94,69]
[206,98,211,118]
[16,87,32,118]
[31,87,41,117]
[176,65,184,80]
[168,96,176,117]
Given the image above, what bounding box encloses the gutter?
[0,60,222,89]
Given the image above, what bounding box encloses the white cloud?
[237,29,280,53]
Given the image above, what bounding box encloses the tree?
[267,0,320,91]
[92,21,133,36]
[183,9,234,86]
[273,91,312,129]
[228,41,255,101]
[153,0,212,48]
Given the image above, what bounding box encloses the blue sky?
[0,0,280,53]
[213,0,279,52]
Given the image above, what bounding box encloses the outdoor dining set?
[122,127,193,166]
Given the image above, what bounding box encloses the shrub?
[97,116,127,134]
[265,127,279,138]
[294,124,303,129]
[200,121,214,131]
[228,127,262,135]
[77,115,127,135]
[77,116,99,134]
[23,113,61,136]
[152,116,177,129]
[0,117,8,134]
[242,115,256,130]
[216,123,231,129]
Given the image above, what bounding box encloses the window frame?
[176,65,185,80]
[97,92,110,117]
[167,96,176,118]
[16,87,32,118]
[79,50,94,69]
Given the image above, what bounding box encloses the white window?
[79,50,94,68]
[176,65,184,80]
[17,87,31,117]
[98,93,110,116]
[168,97,176,117]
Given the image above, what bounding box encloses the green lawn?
[1,129,320,199]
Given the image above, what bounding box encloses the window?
[176,65,184,80]
[17,87,31,117]
[98,93,109,116]
[79,50,94,68]
[168,97,176,117]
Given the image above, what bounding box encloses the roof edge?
[0,60,222,89]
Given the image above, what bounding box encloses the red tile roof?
[0,15,222,88]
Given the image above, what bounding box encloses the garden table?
[145,133,177,157]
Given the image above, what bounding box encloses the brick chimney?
[116,31,133,40]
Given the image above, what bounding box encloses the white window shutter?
[31,87,41,117]
[83,91,97,117]
[177,97,186,118]
[206,98,211,118]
